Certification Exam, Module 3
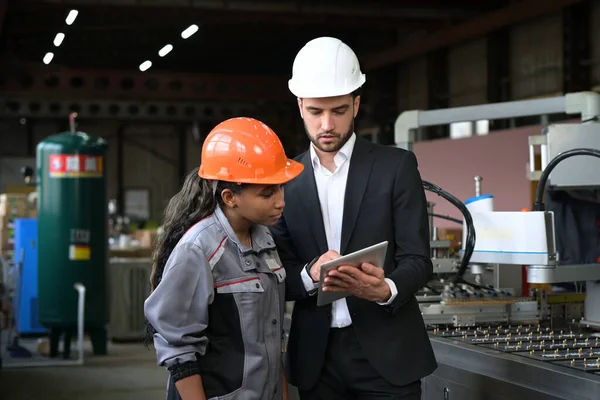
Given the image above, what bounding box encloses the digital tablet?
[316,241,388,307]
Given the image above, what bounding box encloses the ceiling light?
[158,44,173,57]
[139,60,152,72]
[181,24,199,39]
[54,33,65,47]
[43,52,54,65]
[66,10,79,25]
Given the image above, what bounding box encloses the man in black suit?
[270,37,437,399]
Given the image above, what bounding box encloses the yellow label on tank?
[69,245,91,261]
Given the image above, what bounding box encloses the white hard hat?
[288,37,366,98]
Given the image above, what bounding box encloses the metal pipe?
[69,112,78,133]
[395,91,600,151]
[541,144,548,171]
[395,96,566,150]
[2,283,86,368]
[529,145,536,174]
[394,110,418,151]
[418,96,566,127]
[474,176,482,197]
[427,202,435,240]
[74,282,86,365]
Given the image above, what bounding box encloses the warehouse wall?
[397,56,429,111]
[0,113,303,220]
[2,5,600,221]
[448,38,488,107]
[510,14,564,99]
[0,119,202,219]
[396,8,584,114]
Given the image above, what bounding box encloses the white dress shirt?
[300,133,398,328]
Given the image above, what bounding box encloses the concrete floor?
[1,336,169,400]
[0,335,301,400]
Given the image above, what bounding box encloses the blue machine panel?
[14,218,45,335]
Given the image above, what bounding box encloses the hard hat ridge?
[199,117,304,185]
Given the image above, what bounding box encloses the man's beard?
[304,120,354,153]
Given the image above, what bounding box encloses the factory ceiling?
[0,0,507,75]
[0,0,581,117]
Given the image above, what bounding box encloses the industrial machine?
[395,91,600,400]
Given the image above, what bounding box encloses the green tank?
[36,124,108,356]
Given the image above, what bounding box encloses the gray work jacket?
[144,206,286,400]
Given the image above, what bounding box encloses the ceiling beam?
[3,4,454,31]
[4,10,438,32]
[0,63,291,102]
[18,0,482,20]
[0,95,269,122]
[363,0,584,71]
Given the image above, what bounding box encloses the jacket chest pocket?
[272,267,286,284]
[215,276,265,314]
[264,253,286,284]
[215,277,264,295]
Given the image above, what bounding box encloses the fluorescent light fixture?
[181,24,199,39]
[43,52,54,65]
[139,60,152,72]
[158,44,173,57]
[66,10,79,25]
[54,33,65,47]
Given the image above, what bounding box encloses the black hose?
[533,148,600,211]
[422,180,475,284]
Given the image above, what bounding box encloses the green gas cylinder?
[36,123,108,356]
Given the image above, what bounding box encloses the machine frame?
[395,91,600,400]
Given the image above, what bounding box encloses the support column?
[26,120,35,156]
[563,0,591,94]
[487,28,511,131]
[426,49,449,140]
[178,126,187,182]
[116,125,125,216]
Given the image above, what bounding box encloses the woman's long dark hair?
[143,167,242,346]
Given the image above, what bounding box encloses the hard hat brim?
[200,158,304,185]
[249,158,304,185]
[288,74,366,98]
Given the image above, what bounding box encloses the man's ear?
[297,98,304,119]
[353,95,361,118]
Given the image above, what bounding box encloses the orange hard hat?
[199,117,304,184]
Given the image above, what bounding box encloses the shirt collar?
[213,206,274,254]
[309,132,357,170]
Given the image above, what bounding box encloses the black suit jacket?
[269,136,438,390]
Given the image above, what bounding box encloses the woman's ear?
[220,188,238,209]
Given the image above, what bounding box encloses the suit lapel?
[340,137,375,254]
[295,152,328,255]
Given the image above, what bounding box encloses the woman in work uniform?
[144,117,304,400]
